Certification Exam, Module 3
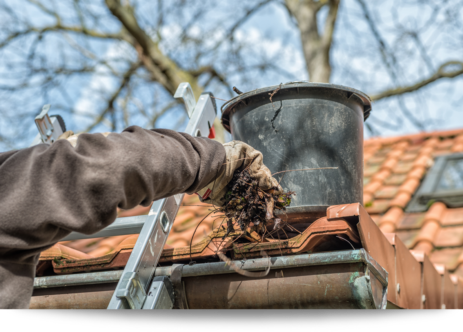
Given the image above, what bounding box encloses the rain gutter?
[33,249,388,309]
[34,249,386,288]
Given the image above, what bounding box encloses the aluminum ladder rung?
[61,215,148,241]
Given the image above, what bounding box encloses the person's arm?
[0,126,225,308]
[0,125,226,259]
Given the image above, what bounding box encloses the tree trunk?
[285,0,339,83]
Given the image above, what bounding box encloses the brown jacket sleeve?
[0,125,226,308]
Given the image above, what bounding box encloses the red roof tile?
[363,128,463,284]
[35,127,463,307]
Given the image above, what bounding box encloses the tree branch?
[321,0,340,50]
[356,0,399,83]
[84,61,140,132]
[0,24,123,49]
[150,100,179,128]
[104,0,226,143]
[105,0,201,97]
[370,61,463,101]
[208,0,273,53]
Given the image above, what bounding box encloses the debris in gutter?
[218,168,294,239]
[217,250,270,278]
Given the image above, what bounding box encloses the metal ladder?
[31,83,218,309]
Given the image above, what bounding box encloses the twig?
[336,235,355,250]
[217,250,270,278]
[189,210,216,263]
[211,96,229,101]
[233,86,243,95]
[268,83,282,108]
[272,167,338,176]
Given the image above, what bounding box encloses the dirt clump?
[218,168,294,238]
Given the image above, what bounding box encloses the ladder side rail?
[107,93,217,309]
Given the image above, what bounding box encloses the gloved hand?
[196,140,283,207]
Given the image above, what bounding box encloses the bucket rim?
[220,81,372,133]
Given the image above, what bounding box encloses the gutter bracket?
[170,264,188,309]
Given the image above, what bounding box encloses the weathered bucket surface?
[221,82,371,220]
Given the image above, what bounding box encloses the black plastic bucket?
[221,82,371,221]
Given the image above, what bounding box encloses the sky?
[0,0,462,150]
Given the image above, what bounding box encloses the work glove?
[57,131,110,147]
[196,140,283,207]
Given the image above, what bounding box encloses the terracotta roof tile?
[40,243,94,261]
[375,146,393,156]
[365,199,391,214]
[418,146,434,157]
[424,202,446,223]
[406,145,424,153]
[393,141,410,150]
[396,212,426,230]
[378,207,403,228]
[414,220,440,250]
[386,149,404,160]
[413,155,434,168]
[379,223,396,233]
[435,139,454,150]
[454,265,463,279]
[118,204,151,218]
[86,235,129,257]
[441,207,463,226]
[388,192,412,209]
[435,226,463,248]
[369,214,381,225]
[430,248,463,271]
[364,165,381,177]
[455,134,463,142]
[407,166,426,180]
[423,137,440,148]
[413,241,434,255]
[364,180,382,194]
[393,161,414,174]
[451,143,463,153]
[401,152,419,162]
[62,238,104,254]
[363,192,373,205]
[371,169,391,182]
[383,174,408,186]
[396,230,420,248]
[366,155,387,165]
[375,186,399,199]
[398,178,420,195]
[35,126,463,301]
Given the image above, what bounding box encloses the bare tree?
[0,0,278,147]
[284,0,463,135]
[1,0,463,149]
[285,0,340,83]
